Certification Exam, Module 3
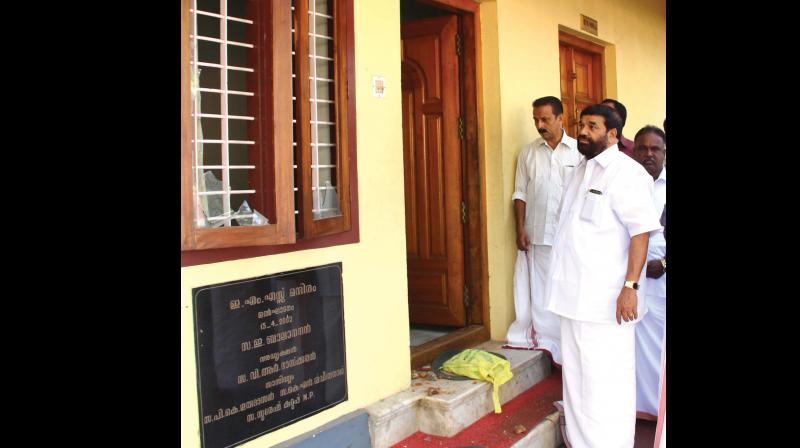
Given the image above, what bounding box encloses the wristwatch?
[660,258,667,271]
[623,280,639,290]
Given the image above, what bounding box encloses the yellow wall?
[180,1,408,446]
[479,0,666,340]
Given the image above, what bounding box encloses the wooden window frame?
[294,0,352,238]
[181,0,359,263]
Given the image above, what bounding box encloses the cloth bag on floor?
[441,349,513,413]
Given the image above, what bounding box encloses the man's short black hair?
[600,98,627,125]
[580,104,622,135]
[634,125,667,145]
[532,96,564,116]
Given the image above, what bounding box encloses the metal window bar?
[197,87,254,96]
[197,113,255,120]
[192,35,254,48]
[192,9,253,24]
[308,12,333,19]
[309,33,333,40]
[208,215,255,222]
[193,61,254,72]
[198,190,256,196]
[196,165,256,169]
[195,139,255,144]
[208,214,255,219]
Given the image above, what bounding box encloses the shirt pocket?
[560,165,575,186]
[579,190,604,224]
[533,168,548,186]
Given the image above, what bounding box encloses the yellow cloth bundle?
[441,349,513,413]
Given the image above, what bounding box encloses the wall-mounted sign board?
[192,263,346,448]
[581,14,598,36]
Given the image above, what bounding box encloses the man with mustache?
[544,105,662,447]
[506,96,581,367]
[631,125,667,422]
[601,98,635,159]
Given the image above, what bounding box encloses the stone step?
[366,340,552,448]
[509,411,564,448]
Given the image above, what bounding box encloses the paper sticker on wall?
[372,76,386,98]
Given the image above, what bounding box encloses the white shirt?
[646,167,667,298]
[512,130,581,246]
[545,145,662,324]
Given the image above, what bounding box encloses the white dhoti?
[561,318,636,448]
[654,333,667,448]
[635,293,665,416]
[506,245,562,364]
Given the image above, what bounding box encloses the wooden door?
[559,32,604,137]
[401,15,465,327]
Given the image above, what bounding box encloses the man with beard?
[601,99,635,159]
[544,105,661,447]
[506,96,581,367]
[631,126,667,423]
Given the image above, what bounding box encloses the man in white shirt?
[631,125,667,421]
[544,105,661,447]
[506,96,582,366]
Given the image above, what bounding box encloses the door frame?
[407,0,490,369]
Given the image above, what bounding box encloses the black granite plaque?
[192,263,347,448]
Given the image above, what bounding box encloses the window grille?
[308,0,341,220]
[190,0,267,228]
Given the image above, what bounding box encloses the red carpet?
[392,371,563,448]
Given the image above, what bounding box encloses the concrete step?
[366,340,552,448]
[510,411,563,448]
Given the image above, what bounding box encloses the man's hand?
[513,199,529,252]
[646,259,665,279]
[516,230,530,252]
[615,288,638,324]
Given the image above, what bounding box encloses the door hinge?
[464,284,471,308]
[461,200,467,224]
[458,116,465,140]
[456,33,463,56]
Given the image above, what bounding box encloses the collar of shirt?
[592,143,619,168]
[656,167,667,184]
[538,129,575,151]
